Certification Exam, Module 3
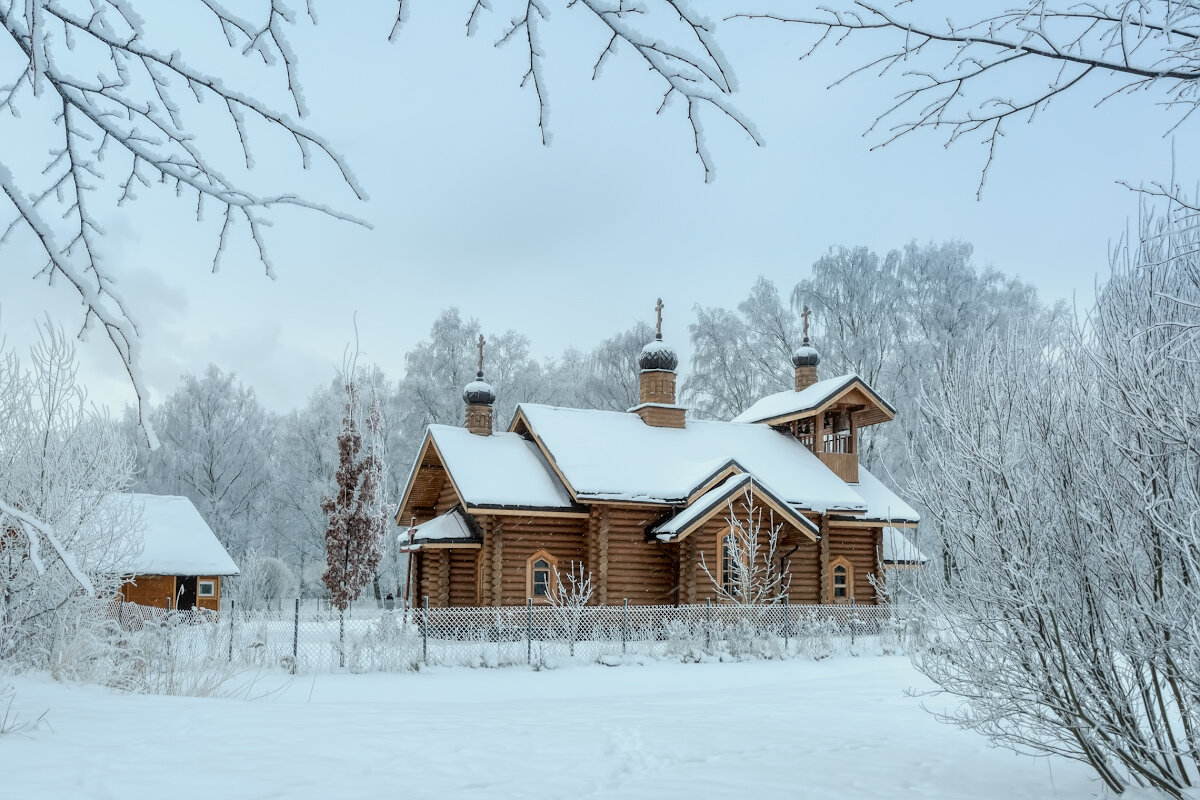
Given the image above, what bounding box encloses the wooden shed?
[102,493,239,611]
[397,307,922,608]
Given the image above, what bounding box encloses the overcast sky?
[3,1,1197,413]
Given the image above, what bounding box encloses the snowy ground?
[5,656,1117,799]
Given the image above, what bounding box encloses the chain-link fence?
[104,598,900,674]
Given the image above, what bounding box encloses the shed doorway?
[176,576,198,610]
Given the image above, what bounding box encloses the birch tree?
[685,277,798,420]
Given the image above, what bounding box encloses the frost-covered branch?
[732,1,1200,196]
[437,0,761,181]
[700,484,790,605]
[900,190,1200,796]
[1,2,366,444]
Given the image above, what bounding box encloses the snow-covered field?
[6,656,1111,799]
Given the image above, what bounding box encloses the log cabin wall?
[418,549,450,607]
[603,505,676,605]
[490,520,504,607]
[448,550,478,607]
[681,514,820,604]
[405,512,885,607]
[585,507,603,605]
[119,574,176,608]
[478,517,494,606]
[434,481,459,516]
[826,525,884,605]
[494,515,587,606]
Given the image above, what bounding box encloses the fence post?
[850,597,856,646]
[228,598,234,662]
[526,598,533,665]
[706,598,712,652]
[621,598,628,655]
[783,595,790,654]
[422,596,429,666]
[118,599,124,630]
[292,598,300,664]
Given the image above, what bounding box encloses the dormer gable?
[731,373,895,429]
[651,473,819,544]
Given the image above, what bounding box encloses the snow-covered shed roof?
[514,404,867,512]
[400,425,579,515]
[730,373,895,427]
[101,494,239,577]
[838,466,921,525]
[652,473,819,542]
[398,508,481,551]
[882,527,928,565]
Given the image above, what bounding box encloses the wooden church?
[396,302,921,608]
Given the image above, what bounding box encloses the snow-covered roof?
[100,494,239,576]
[652,473,819,541]
[730,373,895,425]
[842,466,921,524]
[515,404,867,512]
[882,527,927,564]
[427,425,578,510]
[398,508,480,550]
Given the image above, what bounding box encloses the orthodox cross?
[655,298,664,338]
[477,334,485,374]
[801,305,811,339]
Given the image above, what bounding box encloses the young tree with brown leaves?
[321,383,386,613]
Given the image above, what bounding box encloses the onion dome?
[791,340,821,368]
[639,336,679,372]
[463,369,495,405]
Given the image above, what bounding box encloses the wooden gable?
[758,378,895,429]
[396,435,462,526]
[653,474,820,544]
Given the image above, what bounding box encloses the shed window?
[198,580,216,598]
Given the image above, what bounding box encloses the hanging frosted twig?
[1,2,367,447]
[731,1,1200,197]
[392,0,760,182]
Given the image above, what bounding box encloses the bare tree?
[137,365,276,560]
[227,549,296,611]
[685,278,798,420]
[902,193,1200,797]
[547,561,594,656]
[0,325,135,665]
[734,1,1200,194]
[700,484,791,606]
